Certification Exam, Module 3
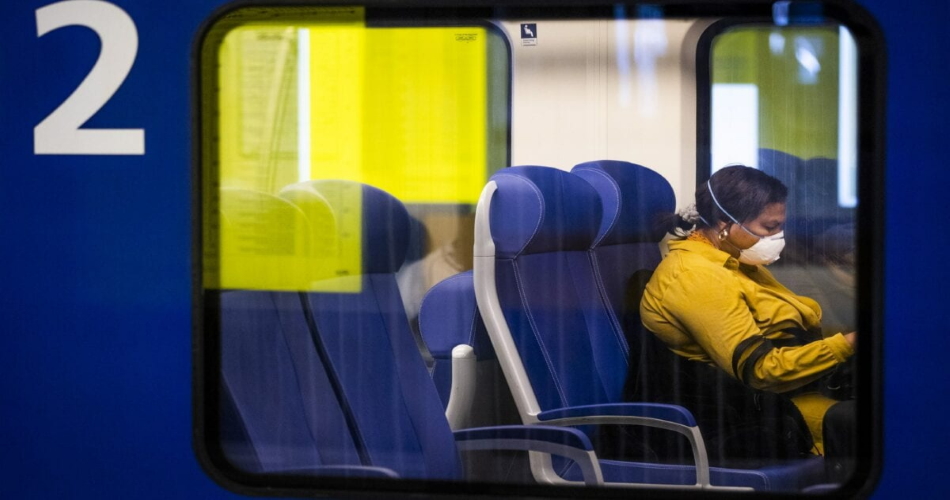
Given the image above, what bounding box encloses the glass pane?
[197,4,880,496]
[710,24,858,331]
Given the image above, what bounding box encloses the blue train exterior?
[0,0,947,497]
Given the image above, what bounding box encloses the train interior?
[198,5,860,494]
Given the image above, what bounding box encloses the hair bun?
[668,204,702,237]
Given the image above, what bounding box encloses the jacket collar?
[668,238,743,271]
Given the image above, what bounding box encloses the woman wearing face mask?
[631,165,855,475]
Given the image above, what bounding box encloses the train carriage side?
[0,0,947,498]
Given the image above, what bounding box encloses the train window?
[708,24,858,207]
[194,2,883,498]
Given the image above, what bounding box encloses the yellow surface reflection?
[309,25,490,204]
[207,9,492,291]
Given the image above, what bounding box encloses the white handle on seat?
[445,344,475,430]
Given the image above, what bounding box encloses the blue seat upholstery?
[218,181,605,485]
[217,189,375,476]
[796,157,855,262]
[758,148,802,189]
[472,165,824,491]
[220,290,372,475]
[297,180,460,479]
[418,270,493,411]
[571,160,681,407]
[758,149,855,265]
[571,160,674,356]
[484,167,624,408]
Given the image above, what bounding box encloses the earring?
[718,228,729,241]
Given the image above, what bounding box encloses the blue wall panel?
[862,0,950,496]
[0,0,237,498]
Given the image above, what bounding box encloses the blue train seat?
[220,290,393,477]
[571,160,674,359]
[472,165,826,491]
[758,148,802,189]
[293,180,459,479]
[220,180,605,484]
[758,149,855,265]
[217,189,385,477]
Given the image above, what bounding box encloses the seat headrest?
[800,157,849,218]
[280,180,411,274]
[758,148,802,188]
[488,166,602,258]
[419,271,494,360]
[275,183,339,255]
[572,160,675,246]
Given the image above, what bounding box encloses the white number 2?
[35,0,144,155]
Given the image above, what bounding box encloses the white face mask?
[707,180,785,265]
[735,226,785,265]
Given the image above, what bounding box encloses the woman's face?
[726,202,787,250]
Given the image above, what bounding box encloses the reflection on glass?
[205,10,503,292]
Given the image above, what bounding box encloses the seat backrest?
[758,148,802,191]
[571,160,675,352]
[217,189,363,474]
[287,180,463,480]
[219,182,463,479]
[220,290,366,473]
[571,160,676,404]
[475,166,626,417]
[795,157,855,264]
[215,188,316,291]
[758,150,855,264]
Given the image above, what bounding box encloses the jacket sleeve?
[665,266,854,393]
[744,333,853,393]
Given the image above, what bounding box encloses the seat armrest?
[453,425,604,485]
[537,402,696,427]
[535,403,711,488]
[445,344,475,430]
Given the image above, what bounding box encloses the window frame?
[192,2,885,497]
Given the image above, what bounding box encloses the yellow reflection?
[212,187,362,292]
[308,26,489,204]
[209,11,491,291]
[217,24,301,194]
[279,180,363,292]
[215,188,314,291]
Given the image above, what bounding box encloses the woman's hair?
[658,165,789,236]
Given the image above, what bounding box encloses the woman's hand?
[844,331,857,348]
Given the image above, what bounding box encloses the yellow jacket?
[640,238,853,394]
